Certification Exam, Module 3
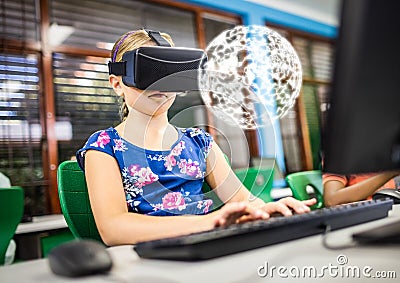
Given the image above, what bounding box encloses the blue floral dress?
[76,127,214,216]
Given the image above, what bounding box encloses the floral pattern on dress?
[178,159,203,178]
[164,154,177,171]
[162,192,187,211]
[123,164,159,212]
[89,131,110,148]
[164,141,185,172]
[122,167,143,197]
[197,199,213,214]
[129,164,159,189]
[171,141,185,155]
[77,127,214,215]
[122,164,159,197]
[188,128,213,159]
[126,194,141,212]
[164,140,205,179]
[151,189,192,212]
[203,143,213,159]
[113,139,128,152]
[147,154,165,162]
[189,128,203,137]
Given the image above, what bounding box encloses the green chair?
[40,230,75,258]
[57,160,103,243]
[285,170,324,210]
[0,186,24,265]
[234,167,275,203]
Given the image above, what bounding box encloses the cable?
[321,224,358,250]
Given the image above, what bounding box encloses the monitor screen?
[323,0,400,174]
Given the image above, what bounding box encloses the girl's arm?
[205,143,316,217]
[84,150,267,245]
[323,171,400,207]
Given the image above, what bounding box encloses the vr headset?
[108,30,207,91]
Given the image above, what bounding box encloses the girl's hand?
[236,197,317,222]
[210,202,269,227]
[263,197,317,216]
[208,197,316,228]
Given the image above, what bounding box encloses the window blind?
[0,0,39,42]
[0,52,47,215]
[50,0,197,50]
[53,53,120,162]
[292,36,334,81]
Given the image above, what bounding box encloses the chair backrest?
[57,160,103,243]
[285,170,324,209]
[0,186,24,265]
[234,167,275,203]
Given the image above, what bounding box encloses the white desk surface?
[15,214,68,234]
[270,187,292,199]
[2,206,400,283]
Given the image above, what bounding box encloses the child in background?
[77,29,316,246]
[323,171,400,206]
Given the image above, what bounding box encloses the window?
[268,25,334,172]
[202,13,238,44]
[0,52,47,215]
[53,53,120,162]
[50,0,197,50]
[0,0,39,42]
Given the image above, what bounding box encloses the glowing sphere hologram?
[199,25,303,129]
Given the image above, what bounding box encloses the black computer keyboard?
[134,199,393,261]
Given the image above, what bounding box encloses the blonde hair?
[110,30,174,121]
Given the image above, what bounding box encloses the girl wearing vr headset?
[77,29,316,245]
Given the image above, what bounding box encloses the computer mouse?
[372,189,400,204]
[48,239,112,277]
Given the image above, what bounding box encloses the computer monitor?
[323,0,400,174]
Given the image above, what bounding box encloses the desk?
[16,214,67,235]
[1,206,399,283]
[270,187,292,199]
[14,214,69,260]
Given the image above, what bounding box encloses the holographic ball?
[199,25,302,129]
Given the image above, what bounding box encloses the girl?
[77,29,316,246]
